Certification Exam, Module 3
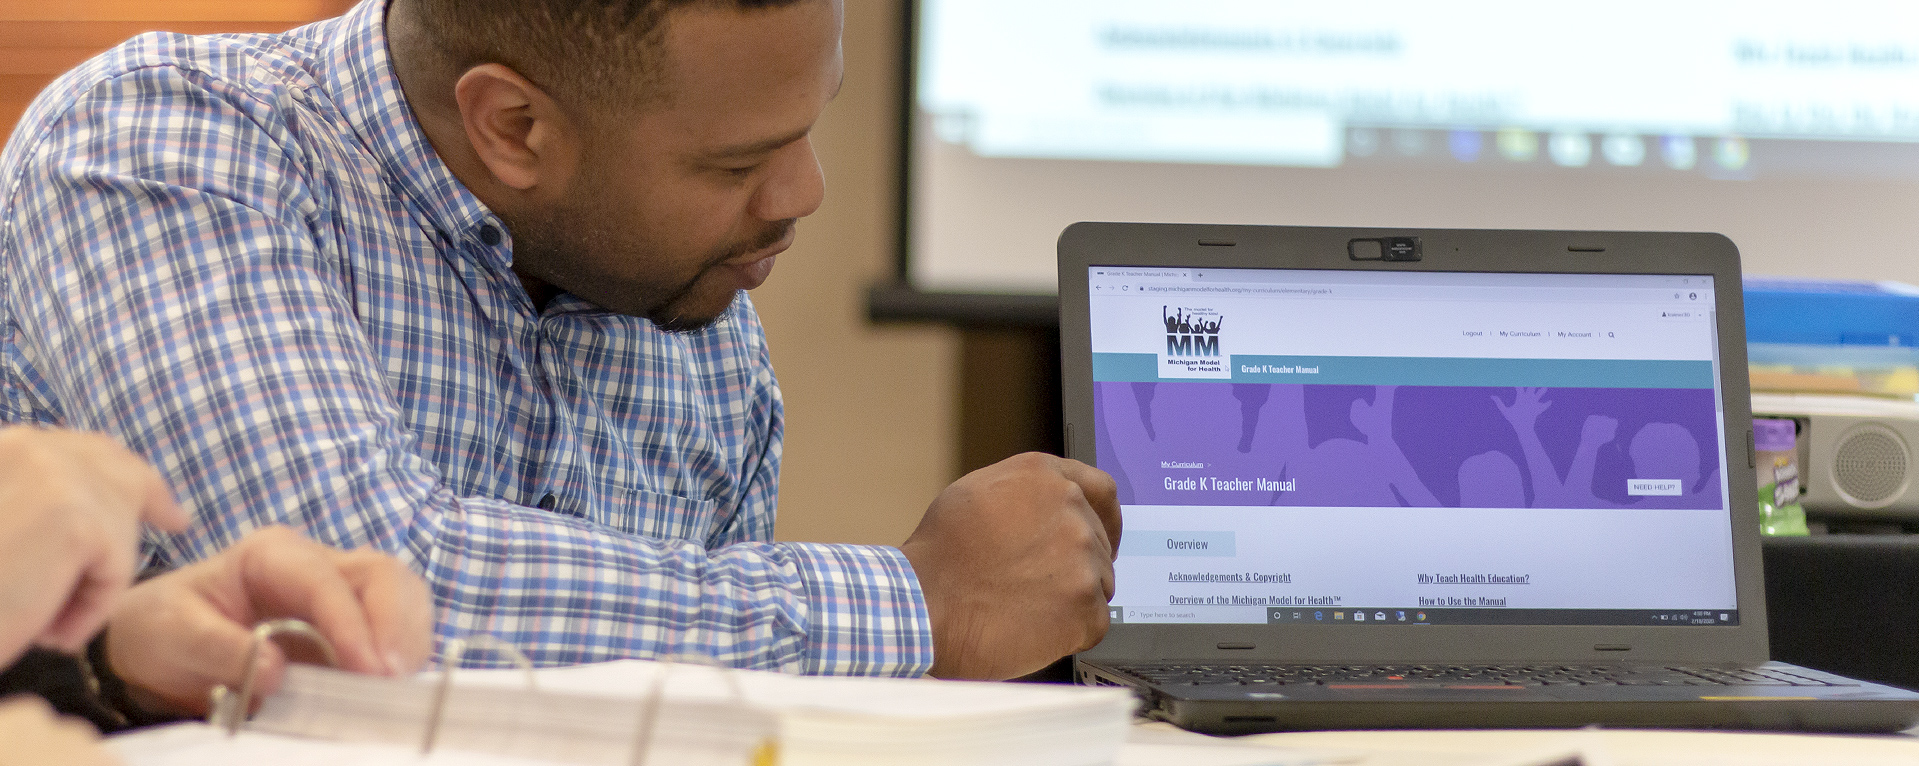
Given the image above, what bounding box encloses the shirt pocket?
[593,485,720,543]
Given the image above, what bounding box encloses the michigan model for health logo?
[1159,306,1229,379]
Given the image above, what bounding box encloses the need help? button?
[1627,479,1683,496]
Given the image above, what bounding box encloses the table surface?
[1123,722,1919,766]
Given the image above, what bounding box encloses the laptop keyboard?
[1116,663,1847,687]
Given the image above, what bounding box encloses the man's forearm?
[288,491,937,675]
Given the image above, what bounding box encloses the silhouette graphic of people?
[1457,450,1527,508]
[1103,380,1719,511]
[1279,386,1441,507]
[1492,387,1617,508]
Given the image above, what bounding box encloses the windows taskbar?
[1107,607,1741,627]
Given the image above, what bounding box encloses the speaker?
[1752,393,1919,521]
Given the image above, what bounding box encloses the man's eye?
[720,163,762,177]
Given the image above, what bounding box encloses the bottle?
[1753,417,1809,536]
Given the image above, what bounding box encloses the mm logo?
[1164,306,1222,357]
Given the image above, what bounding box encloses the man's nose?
[752,136,825,222]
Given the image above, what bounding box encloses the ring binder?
[421,634,538,755]
[201,626,795,764]
[170,644,1129,766]
[207,618,340,735]
[627,655,775,766]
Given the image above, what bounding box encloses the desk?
[1126,722,1919,765]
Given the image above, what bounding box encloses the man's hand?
[900,453,1122,680]
[0,427,189,664]
[103,526,434,717]
[0,697,114,766]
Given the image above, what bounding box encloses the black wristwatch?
[0,642,125,732]
[80,630,185,730]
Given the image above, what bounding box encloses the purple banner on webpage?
[1094,381,1725,510]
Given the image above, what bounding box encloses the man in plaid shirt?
[0,0,1119,679]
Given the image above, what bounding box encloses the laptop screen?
[1088,265,1739,628]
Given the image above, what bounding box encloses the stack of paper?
[115,659,1136,766]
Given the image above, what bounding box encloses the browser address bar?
[1135,284,1335,296]
[1118,283,1708,305]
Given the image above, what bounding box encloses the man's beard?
[645,219,794,333]
[508,198,793,333]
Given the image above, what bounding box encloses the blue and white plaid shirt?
[0,0,933,675]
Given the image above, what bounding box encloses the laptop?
[1059,223,1919,733]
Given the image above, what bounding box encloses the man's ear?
[451,64,580,192]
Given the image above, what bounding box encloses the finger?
[330,549,434,675]
[237,531,385,675]
[0,696,115,766]
[53,717,119,766]
[1058,459,1122,557]
[0,694,57,720]
[137,467,190,534]
[244,641,292,705]
[1067,499,1118,602]
[1096,548,1116,602]
[35,570,128,652]
[78,433,187,535]
[1079,585,1112,653]
[1065,493,1120,604]
[34,520,136,652]
[262,541,385,675]
[8,551,79,652]
[134,587,291,714]
[72,433,165,518]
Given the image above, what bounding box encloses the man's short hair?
[412,0,805,115]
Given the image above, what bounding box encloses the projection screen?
[902,0,1919,297]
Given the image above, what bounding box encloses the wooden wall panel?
[0,0,356,135]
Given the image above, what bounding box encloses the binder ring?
[629,654,760,766]
[208,618,341,735]
[420,634,538,755]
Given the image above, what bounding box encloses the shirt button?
[479,225,503,246]
[537,493,557,510]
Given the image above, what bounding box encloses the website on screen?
[1088,267,1739,627]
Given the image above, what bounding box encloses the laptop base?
[1080,660,1919,734]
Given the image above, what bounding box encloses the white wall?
[763,0,959,546]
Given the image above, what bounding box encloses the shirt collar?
[319,0,503,249]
